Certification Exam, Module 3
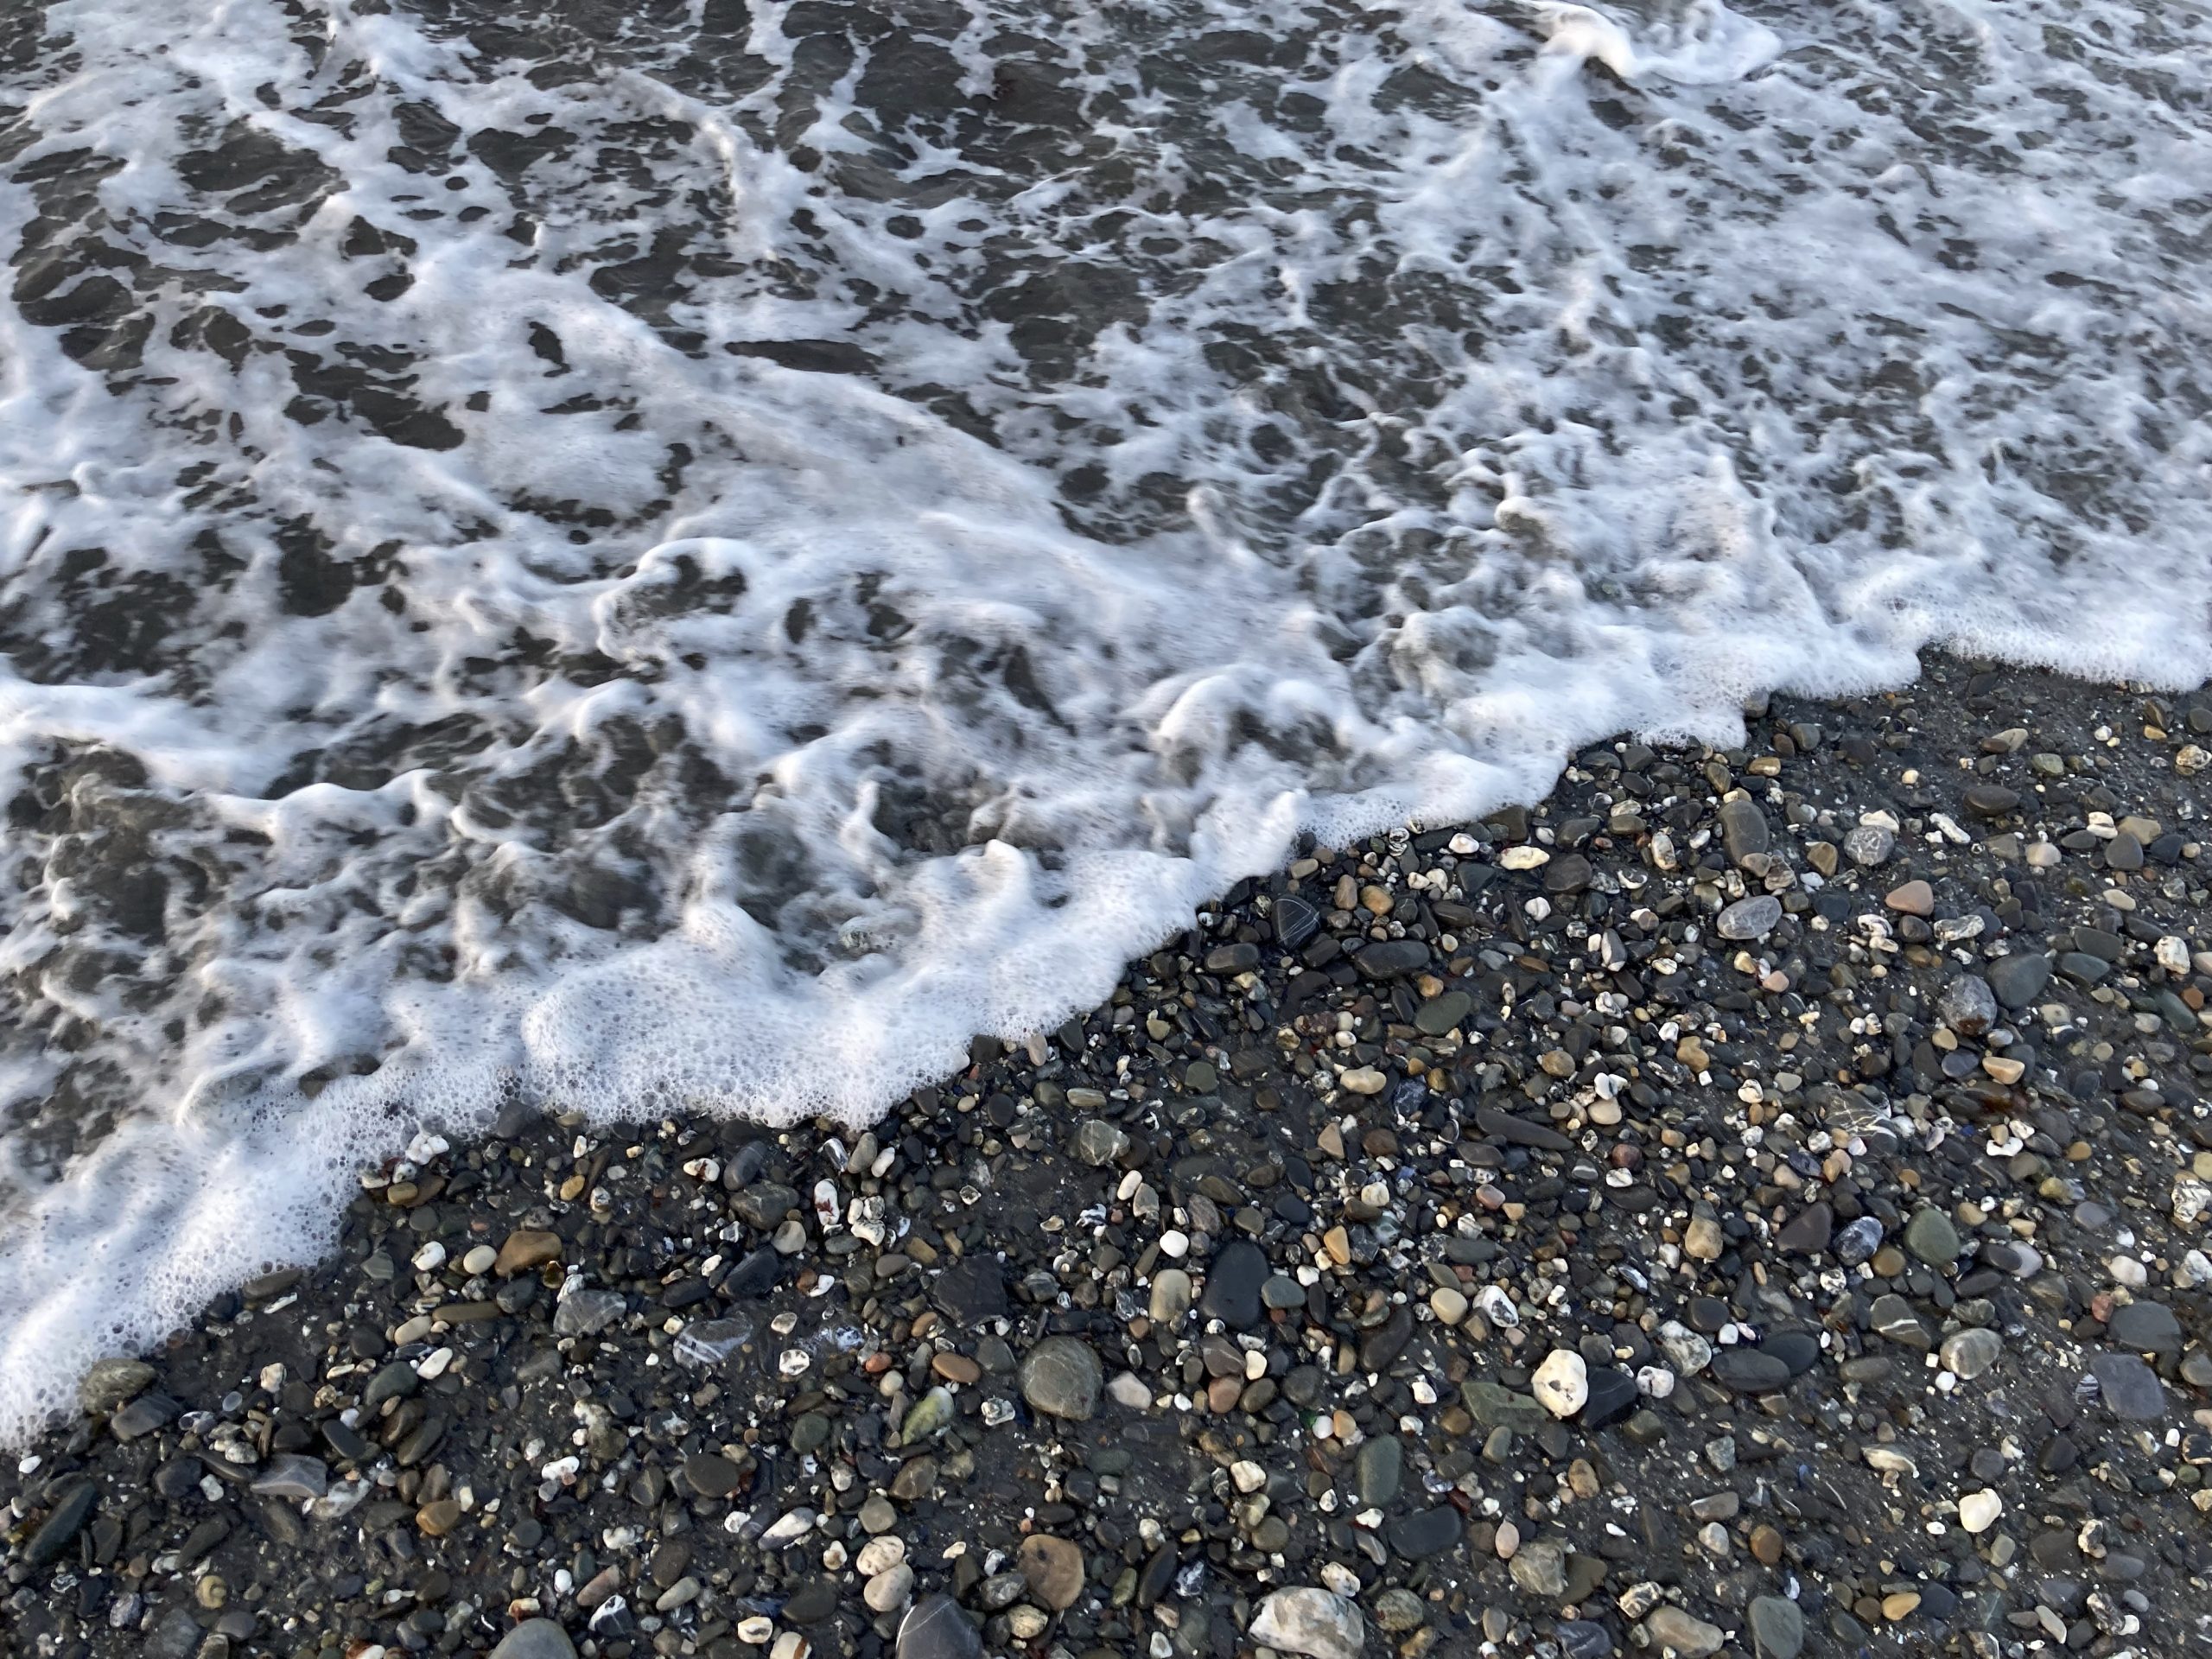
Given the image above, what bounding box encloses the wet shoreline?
[5,651,2212,1659]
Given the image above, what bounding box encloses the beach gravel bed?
[6,655,2212,1659]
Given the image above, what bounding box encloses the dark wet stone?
[1414,991,1471,1035]
[1544,854,1592,894]
[1748,1596,1804,1659]
[23,1481,97,1569]
[1962,783,2019,817]
[1354,938,1430,978]
[1199,1239,1268,1327]
[1937,975,1998,1038]
[1775,1202,1833,1255]
[1709,1350,1791,1394]
[490,1620,578,1659]
[729,1181,800,1230]
[2106,1301,2182,1356]
[1580,1366,1638,1427]
[1903,1207,1959,1266]
[1356,1434,1403,1507]
[1475,1103,1573,1151]
[931,1258,1008,1325]
[78,1357,156,1415]
[683,1452,745,1498]
[109,1392,180,1440]
[1719,798,1770,865]
[2089,1353,2166,1421]
[1389,1505,1463,1560]
[1764,1331,1821,1378]
[1986,952,2053,1010]
[1019,1336,1103,1421]
[1205,942,1260,975]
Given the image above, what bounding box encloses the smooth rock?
[1904,1208,1959,1266]
[490,1620,578,1659]
[1747,1596,1804,1659]
[1532,1349,1589,1418]
[1775,1203,1833,1255]
[2107,1300,2183,1355]
[23,1481,97,1570]
[1019,1337,1103,1421]
[1017,1534,1085,1610]
[1986,952,2053,1010]
[1642,1606,1725,1657]
[1716,894,1782,940]
[1198,1239,1268,1327]
[2090,1353,2165,1421]
[1940,1327,2003,1382]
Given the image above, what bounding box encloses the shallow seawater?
[0,0,2207,1437]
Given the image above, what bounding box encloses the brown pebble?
[416,1498,463,1537]
[495,1230,563,1277]
[1885,880,1935,916]
[1206,1376,1242,1412]
[1750,1524,1783,1565]
[931,1353,982,1385]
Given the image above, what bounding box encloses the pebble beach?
[7,652,2212,1659]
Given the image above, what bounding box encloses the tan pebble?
[1885,880,1935,916]
[1882,1592,1921,1620]
[1359,884,1394,916]
[1981,1055,2025,1085]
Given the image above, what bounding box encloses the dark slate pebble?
[2089,1353,2166,1421]
[2106,1301,2182,1356]
[931,1258,1008,1326]
[1775,1202,1833,1255]
[1986,952,2052,1010]
[1556,1619,1616,1659]
[23,1481,97,1569]
[683,1452,745,1498]
[1962,783,2019,817]
[1544,854,1592,893]
[110,1393,181,1440]
[1354,938,1431,978]
[1475,1103,1573,1152]
[1580,1367,1638,1428]
[1764,1331,1821,1378]
[1709,1350,1793,1394]
[1204,942,1260,975]
[1389,1505,1464,1560]
[1199,1239,1268,1328]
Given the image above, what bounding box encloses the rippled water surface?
[0,0,2208,1434]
